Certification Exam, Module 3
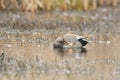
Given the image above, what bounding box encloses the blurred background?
[0,0,119,12]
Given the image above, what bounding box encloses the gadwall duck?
[53,34,88,48]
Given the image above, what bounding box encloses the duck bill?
[63,40,73,46]
[63,40,69,45]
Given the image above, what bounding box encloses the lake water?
[0,36,120,80]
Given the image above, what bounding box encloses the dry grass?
[0,52,89,80]
[0,52,120,80]
[0,0,118,12]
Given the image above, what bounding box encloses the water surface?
[0,37,119,80]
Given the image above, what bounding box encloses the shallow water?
[0,36,120,80]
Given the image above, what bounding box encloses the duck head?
[53,37,65,48]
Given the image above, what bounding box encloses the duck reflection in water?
[54,47,87,58]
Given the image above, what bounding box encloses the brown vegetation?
[0,0,118,12]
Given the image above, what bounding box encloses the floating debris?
[6,44,12,47]
[106,41,111,44]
